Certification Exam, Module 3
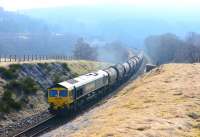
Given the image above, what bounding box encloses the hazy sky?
[0,0,199,12]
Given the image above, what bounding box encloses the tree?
[145,32,200,64]
[145,33,181,64]
[73,38,97,60]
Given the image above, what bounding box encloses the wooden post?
[14,55,16,62]
[18,55,21,62]
[9,55,11,62]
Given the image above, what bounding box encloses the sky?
[0,0,200,12]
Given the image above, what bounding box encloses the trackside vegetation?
[0,65,39,113]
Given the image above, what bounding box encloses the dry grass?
[46,63,200,137]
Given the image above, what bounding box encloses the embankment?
[0,60,110,127]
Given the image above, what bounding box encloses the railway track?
[0,111,55,137]
[0,55,147,137]
[13,114,55,137]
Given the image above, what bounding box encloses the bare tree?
[145,32,200,64]
[73,38,97,60]
[145,33,181,64]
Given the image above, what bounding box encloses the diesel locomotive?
[47,53,143,113]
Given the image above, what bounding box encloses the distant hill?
[0,8,78,56]
[21,6,200,48]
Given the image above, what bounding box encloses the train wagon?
[122,62,131,76]
[113,64,125,81]
[104,67,118,85]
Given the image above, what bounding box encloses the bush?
[0,90,22,113]
[2,90,12,101]
[4,80,22,91]
[9,64,21,72]
[38,63,47,69]
[0,67,17,80]
[62,63,70,72]
[10,101,22,110]
[0,102,10,113]
[4,77,38,95]
[22,77,38,94]
[53,74,62,83]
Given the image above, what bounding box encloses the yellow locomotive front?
[48,85,74,112]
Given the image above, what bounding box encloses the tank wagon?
[48,54,143,113]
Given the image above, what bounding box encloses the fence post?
[14,55,16,62]
[9,55,11,62]
[18,55,20,62]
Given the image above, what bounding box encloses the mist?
[20,5,200,48]
[0,3,200,58]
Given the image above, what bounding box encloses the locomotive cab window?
[59,90,68,97]
[49,90,58,97]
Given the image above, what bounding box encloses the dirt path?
[42,63,200,137]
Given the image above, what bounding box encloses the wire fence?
[0,55,74,62]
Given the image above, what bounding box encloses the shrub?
[9,64,21,72]
[62,63,70,72]
[4,77,38,95]
[0,102,10,113]
[22,77,38,94]
[53,74,62,83]
[0,90,22,113]
[0,67,17,80]
[2,90,12,101]
[38,63,47,69]
[10,101,22,110]
[4,80,22,91]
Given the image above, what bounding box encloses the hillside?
[45,64,200,137]
[0,60,110,127]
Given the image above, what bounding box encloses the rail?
[0,111,54,137]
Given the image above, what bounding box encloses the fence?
[0,55,74,62]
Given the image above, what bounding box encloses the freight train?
[47,53,143,113]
